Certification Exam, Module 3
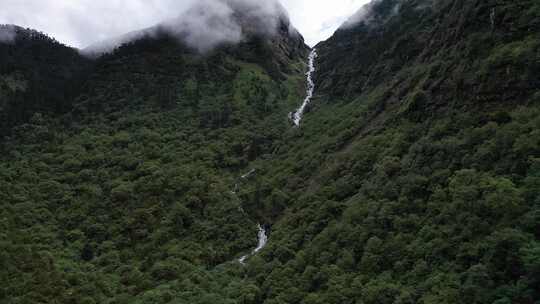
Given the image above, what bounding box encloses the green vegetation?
[1,26,308,304]
[0,25,90,138]
[1,0,539,303]
[254,102,540,304]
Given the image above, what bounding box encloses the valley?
[1,0,539,303]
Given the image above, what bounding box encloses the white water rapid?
[238,224,268,264]
[291,49,318,126]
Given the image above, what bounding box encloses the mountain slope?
[0,25,90,137]
[240,0,540,303]
[316,0,539,106]
[0,5,309,303]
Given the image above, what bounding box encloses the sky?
[0,0,371,48]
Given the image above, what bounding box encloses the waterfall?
[229,169,268,264]
[238,224,268,264]
[291,49,318,126]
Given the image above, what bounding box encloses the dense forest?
[1,0,539,303]
[0,25,91,138]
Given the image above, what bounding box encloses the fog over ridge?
[0,25,16,44]
[0,0,377,49]
[83,0,294,55]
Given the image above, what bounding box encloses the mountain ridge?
[83,0,304,56]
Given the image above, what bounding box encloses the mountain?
[316,0,539,105]
[1,2,310,303]
[83,0,305,62]
[251,0,540,303]
[1,0,540,303]
[0,25,90,137]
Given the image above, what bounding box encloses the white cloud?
[280,0,371,46]
[83,0,291,55]
[0,25,16,43]
[0,0,198,47]
[0,0,372,48]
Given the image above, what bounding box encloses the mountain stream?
[237,50,318,264]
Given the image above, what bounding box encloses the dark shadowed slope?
[0,25,91,137]
[316,0,539,105]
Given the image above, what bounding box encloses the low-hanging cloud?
[165,0,242,53]
[0,0,203,48]
[0,0,376,49]
[83,0,290,55]
[0,25,16,44]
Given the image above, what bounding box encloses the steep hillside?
[0,5,309,304]
[0,25,90,137]
[247,0,540,303]
[316,0,539,107]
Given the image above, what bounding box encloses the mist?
[1,0,376,50]
[164,0,241,53]
[0,25,16,44]
[0,0,198,48]
[83,0,289,55]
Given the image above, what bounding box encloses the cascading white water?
[235,51,319,265]
[291,49,318,126]
[241,169,256,179]
[252,224,268,254]
[230,169,268,264]
[238,224,268,264]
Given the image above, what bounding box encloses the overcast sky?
[0,0,370,48]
